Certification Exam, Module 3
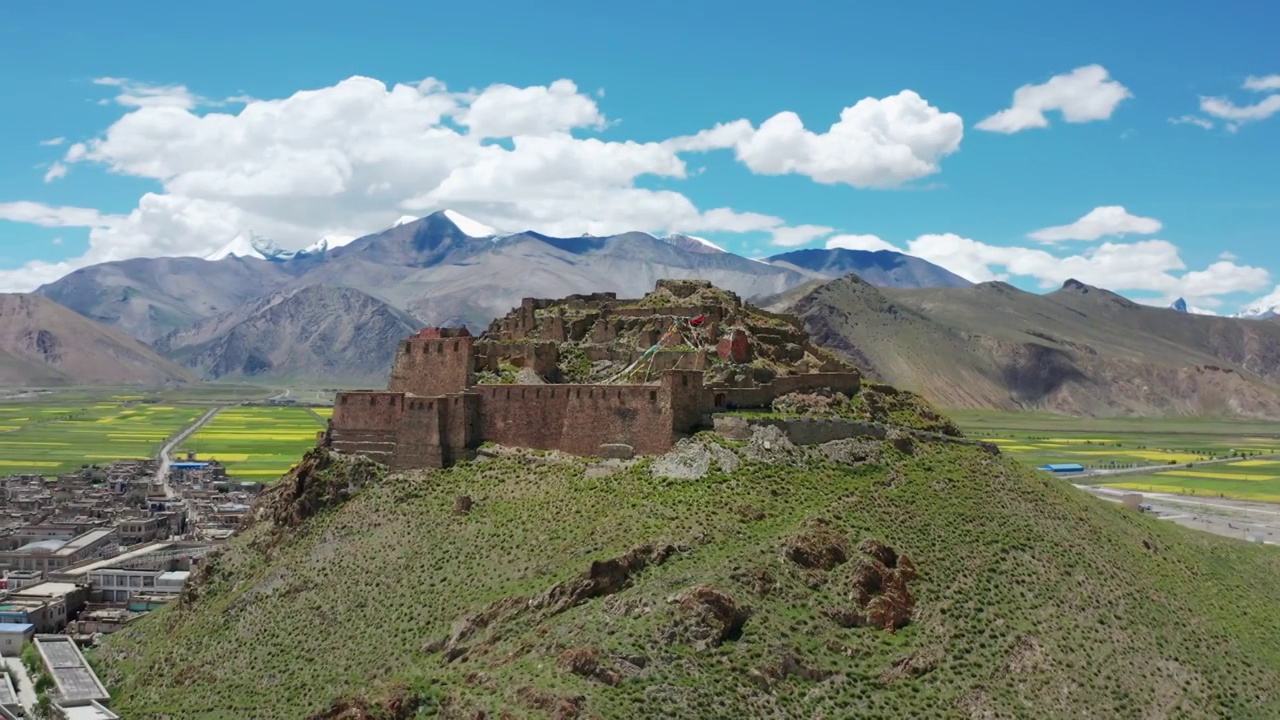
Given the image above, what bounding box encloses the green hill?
[94,425,1280,719]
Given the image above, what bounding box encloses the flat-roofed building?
[0,529,118,573]
[0,622,33,656]
[33,635,111,709]
[4,582,88,632]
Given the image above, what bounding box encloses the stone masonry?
[327,282,862,470]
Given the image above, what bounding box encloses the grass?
[94,439,1280,719]
[0,398,203,475]
[181,407,325,481]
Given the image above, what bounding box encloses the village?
[0,450,264,718]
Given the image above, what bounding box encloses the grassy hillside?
[96,435,1280,718]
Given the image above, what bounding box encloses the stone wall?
[713,415,1000,454]
[474,380,677,456]
[388,335,476,396]
[712,371,862,410]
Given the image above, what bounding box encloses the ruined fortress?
[326,280,862,469]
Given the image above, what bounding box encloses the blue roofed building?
[0,622,34,656]
[1038,463,1085,474]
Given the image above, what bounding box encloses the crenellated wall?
[388,335,476,396]
[473,377,678,456]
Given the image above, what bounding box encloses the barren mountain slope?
[781,275,1280,416]
[152,285,422,383]
[0,294,193,386]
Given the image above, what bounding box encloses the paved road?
[1079,485,1280,545]
[155,407,222,498]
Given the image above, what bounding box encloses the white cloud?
[976,65,1132,134]
[1219,250,1238,261]
[769,224,834,247]
[43,163,67,183]
[456,79,605,138]
[1170,115,1214,130]
[1027,205,1162,243]
[825,234,900,252]
[901,233,1267,307]
[1199,94,1280,125]
[1180,74,1280,130]
[8,74,916,290]
[39,137,65,146]
[1243,75,1280,92]
[666,90,964,188]
[0,201,122,229]
[92,76,212,110]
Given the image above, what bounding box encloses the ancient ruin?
[326,280,862,469]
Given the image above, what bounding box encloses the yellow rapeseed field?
[1161,470,1276,482]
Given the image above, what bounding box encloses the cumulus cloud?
[809,227,1266,308]
[8,75,960,290]
[666,90,964,188]
[976,65,1132,134]
[1027,206,1162,243]
[825,234,900,252]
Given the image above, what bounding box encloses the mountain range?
[24,210,970,382]
[12,209,1280,412]
[775,274,1280,416]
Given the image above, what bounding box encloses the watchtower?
[388,327,477,396]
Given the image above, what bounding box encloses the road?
[2,657,37,714]
[155,407,222,498]
[1079,484,1280,545]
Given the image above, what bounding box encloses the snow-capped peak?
[1236,304,1280,320]
[392,215,420,228]
[205,231,278,261]
[441,209,498,238]
[662,233,726,254]
[206,230,343,262]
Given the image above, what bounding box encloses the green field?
[1095,459,1280,503]
[182,407,325,480]
[952,409,1280,502]
[0,398,203,475]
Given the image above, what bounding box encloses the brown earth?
[0,293,193,386]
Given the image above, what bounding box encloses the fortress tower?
[387,327,476,397]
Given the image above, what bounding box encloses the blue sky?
[1,0,1277,312]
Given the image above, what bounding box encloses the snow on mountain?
[206,230,350,262]
[392,215,420,228]
[205,231,274,261]
[1236,305,1280,320]
[441,209,498,238]
[662,233,726,254]
[1232,291,1280,320]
